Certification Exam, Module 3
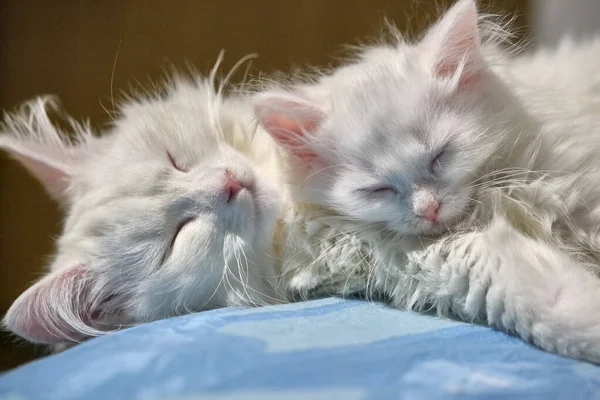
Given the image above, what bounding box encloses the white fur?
[1,66,287,345]
[256,0,600,364]
[496,35,600,123]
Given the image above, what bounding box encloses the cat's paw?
[286,268,324,297]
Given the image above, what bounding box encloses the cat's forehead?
[70,101,239,198]
[114,104,221,156]
[331,83,437,150]
[337,127,423,175]
[330,89,465,175]
[328,54,465,145]
[330,60,440,123]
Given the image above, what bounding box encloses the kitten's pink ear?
[0,97,88,204]
[253,92,325,162]
[422,0,483,86]
[3,263,112,344]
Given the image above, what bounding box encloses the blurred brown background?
[0,0,528,370]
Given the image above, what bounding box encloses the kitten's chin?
[405,214,464,237]
[427,217,464,236]
[410,224,448,237]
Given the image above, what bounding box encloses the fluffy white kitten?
[1,65,285,346]
[255,0,600,363]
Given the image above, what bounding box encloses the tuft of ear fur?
[3,263,116,344]
[0,97,93,204]
[422,0,483,86]
[253,92,325,162]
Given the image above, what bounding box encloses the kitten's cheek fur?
[435,188,473,226]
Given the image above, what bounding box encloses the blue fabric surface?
[1,297,599,400]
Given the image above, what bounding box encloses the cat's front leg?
[444,217,600,364]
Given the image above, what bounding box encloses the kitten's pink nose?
[224,170,243,202]
[418,200,440,222]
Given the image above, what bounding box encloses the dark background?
[0,0,528,370]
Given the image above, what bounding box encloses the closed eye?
[168,217,195,252]
[167,151,188,172]
[430,149,446,174]
[361,186,398,196]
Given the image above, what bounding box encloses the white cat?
[254,0,600,363]
[0,62,286,346]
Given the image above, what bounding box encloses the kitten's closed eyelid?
[360,186,398,196]
[430,149,446,174]
[167,151,188,172]
[164,217,196,261]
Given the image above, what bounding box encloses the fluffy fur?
[1,61,287,346]
[255,0,600,363]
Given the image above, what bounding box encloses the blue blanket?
[1,298,599,400]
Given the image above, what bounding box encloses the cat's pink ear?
[422,0,483,86]
[3,263,113,344]
[253,92,325,162]
[0,98,87,205]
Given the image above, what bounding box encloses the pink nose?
[224,170,243,202]
[419,200,440,222]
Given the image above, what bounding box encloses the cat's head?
[254,0,532,236]
[1,78,282,345]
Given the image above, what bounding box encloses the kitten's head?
[255,0,531,236]
[1,78,282,345]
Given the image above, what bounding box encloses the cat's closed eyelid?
[163,217,196,262]
[429,149,447,174]
[167,151,188,172]
[359,186,398,196]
